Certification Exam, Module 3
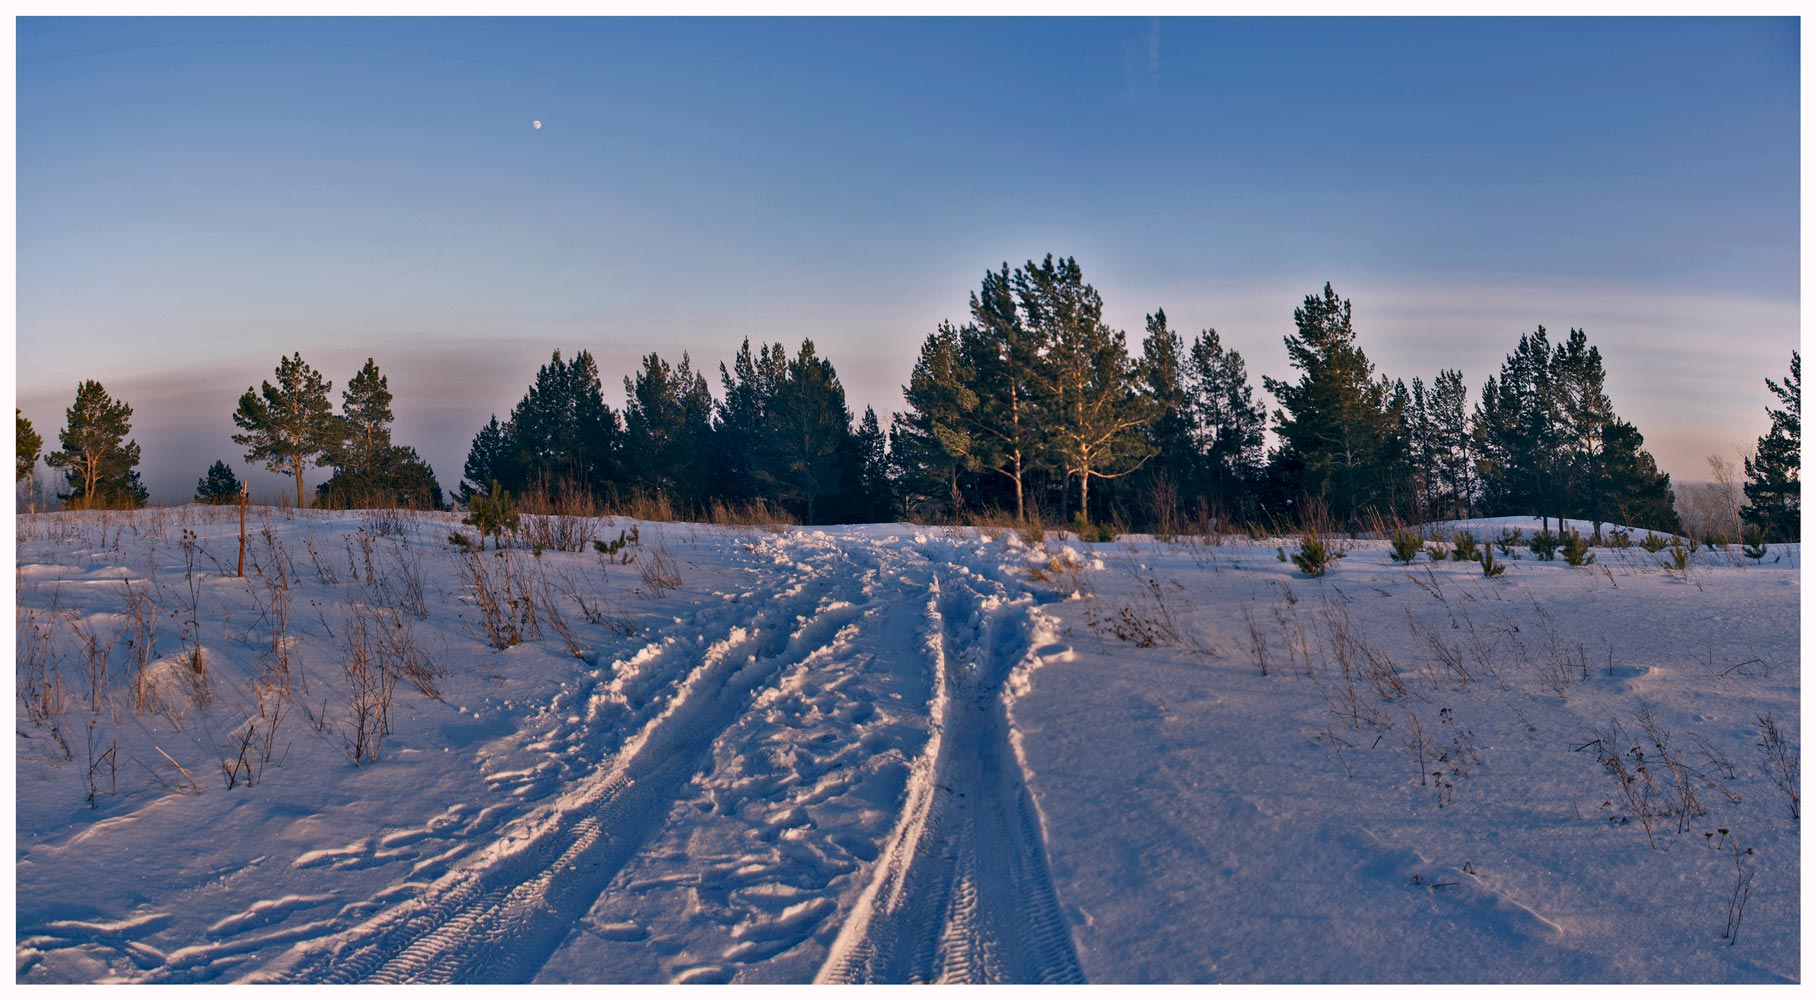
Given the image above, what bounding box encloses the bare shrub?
[339,608,397,766]
[456,547,540,649]
[1755,715,1799,821]
[637,540,684,595]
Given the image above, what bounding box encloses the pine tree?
[45,380,147,509]
[507,350,621,503]
[1016,255,1153,521]
[320,445,444,510]
[335,358,393,474]
[1600,420,1680,534]
[1474,328,1566,529]
[195,460,242,504]
[232,352,338,508]
[1184,328,1267,520]
[1552,329,1616,534]
[1402,376,1436,522]
[1427,369,1474,520]
[16,409,41,483]
[1743,350,1800,541]
[893,322,980,518]
[961,263,1050,521]
[758,340,856,523]
[458,415,517,505]
[1262,283,1406,526]
[623,352,714,510]
[853,406,897,522]
[715,339,790,504]
[1134,309,1191,526]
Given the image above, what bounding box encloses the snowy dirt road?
[189,522,1082,987]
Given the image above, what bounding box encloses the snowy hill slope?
[13,508,1800,983]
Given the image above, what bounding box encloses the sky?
[15,16,1801,504]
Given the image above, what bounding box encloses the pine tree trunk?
[294,456,305,508]
[1011,448,1024,522]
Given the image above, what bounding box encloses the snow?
[13,506,1800,983]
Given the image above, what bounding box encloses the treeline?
[13,254,1802,541]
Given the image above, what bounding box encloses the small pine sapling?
[1741,525,1768,563]
[1450,531,1480,562]
[462,481,520,550]
[1479,548,1506,577]
[1608,528,1631,550]
[593,526,641,564]
[1561,530,1596,567]
[1662,535,1693,574]
[1639,531,1668,553]
[1389,528,1421,565]
[1528,528,1560,561]
[1495,527,1524,556]
[1424,541,1449,562]
[1290,532,1331,578]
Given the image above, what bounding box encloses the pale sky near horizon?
[16,16,1800,504]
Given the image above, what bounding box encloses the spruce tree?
[195,460,242,504]
[45,380,148,509]
[1262,283,1406,526]
[1743,350,1800,541]
[16,409,41,483]
[232,352,338,508]
[893,322,980,518]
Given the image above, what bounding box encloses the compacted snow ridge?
[14,508,1801,984]
[818,563,1083,984]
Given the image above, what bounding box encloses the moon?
[532,120,542,129]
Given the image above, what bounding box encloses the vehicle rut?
[257,537,879,984]
[818,561,1084,985]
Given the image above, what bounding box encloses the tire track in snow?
[254,533,883,984]
[817,556,1084,985]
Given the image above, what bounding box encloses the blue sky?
[16,16,1800,503]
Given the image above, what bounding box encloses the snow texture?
[13,507,1800,983]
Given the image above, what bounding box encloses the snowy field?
[13,506,1801,983]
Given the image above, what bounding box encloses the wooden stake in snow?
[238,482,248,578]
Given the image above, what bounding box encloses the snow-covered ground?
[13,506,1800,983]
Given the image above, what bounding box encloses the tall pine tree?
[233,353,338,508]
[893,322,979,518]
[1743,350,1800,541]
[1184,328,1267,521]
[17,409,41,483]
[623,351,715,510]
[46,380,147,509]
[1133,309,1192,525]
[1016,255,1152,521]
[1262,283,1405,525]
[758,340,857,523]
[960,264,1050,520]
